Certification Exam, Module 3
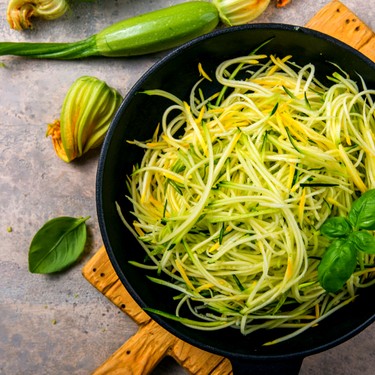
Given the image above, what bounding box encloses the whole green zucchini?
[0,1,219,59]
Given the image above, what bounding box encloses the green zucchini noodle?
[120,53,375,345]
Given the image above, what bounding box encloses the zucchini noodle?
[120,53,375,345]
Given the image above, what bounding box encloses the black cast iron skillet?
[97,24,375,374]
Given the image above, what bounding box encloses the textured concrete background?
[0,1,374,374]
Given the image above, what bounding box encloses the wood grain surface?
[305,0,375,61]
[82,1,375,373]
[83,246,233,374]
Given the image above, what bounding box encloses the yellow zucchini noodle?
[120,53,375,345]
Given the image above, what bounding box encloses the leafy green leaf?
[349,231,375,254]
[320,216,352,238]
[318,239,357,293]
[348,189,375,230]
[28,216,90,274]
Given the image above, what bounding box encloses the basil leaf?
[320,216,352,238]
[318,239,357,293]
[29,216,90,274]
[348,189,375,230]
[349,231,375,254]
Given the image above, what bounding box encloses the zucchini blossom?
[46,76,123,163]
[213,0,270,26]
[7,0,70,31]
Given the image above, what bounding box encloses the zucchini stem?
[0,37,97,59]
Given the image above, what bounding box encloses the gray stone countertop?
[0,0,374,374]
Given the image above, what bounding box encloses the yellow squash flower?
[46,76,123,163]
[7,0,70,30]
[213,0,271,26]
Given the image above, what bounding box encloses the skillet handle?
[230,357,304,375]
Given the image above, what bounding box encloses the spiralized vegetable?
[120,53,375,345]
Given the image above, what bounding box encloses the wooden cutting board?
[82,1,375,373]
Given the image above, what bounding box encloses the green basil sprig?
[348,189,375,230]
[318,189,375,293]
[29,216,90,274]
